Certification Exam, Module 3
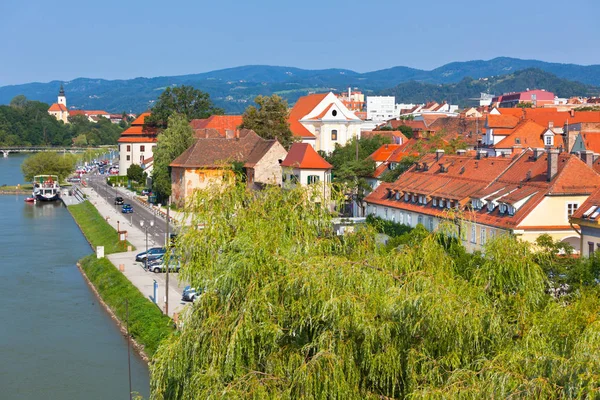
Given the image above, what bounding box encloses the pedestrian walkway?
[80,186,188,318]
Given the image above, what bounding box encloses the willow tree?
[151,183,600,399]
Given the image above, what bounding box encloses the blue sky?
[0,0,599,86]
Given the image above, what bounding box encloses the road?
[84,174,175,248]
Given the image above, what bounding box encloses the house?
[288,92,363,153]
[570,185,600,257]
[364,148,600,253]
[281,143,333,205]
[68,109,110,122]
[492,90,555,108]
[117,113,158,176]
[48,85,69,123]
[361,130,409,145]
[368,143,418,190]
[569,123,600,154]
[170,129,286,205]
[189,115,243,136]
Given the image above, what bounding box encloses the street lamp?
[140,220,154,270]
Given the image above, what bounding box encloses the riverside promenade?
[79,185,188,318]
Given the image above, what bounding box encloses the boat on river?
[32,175,60,201]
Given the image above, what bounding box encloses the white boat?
[33,175,60,202]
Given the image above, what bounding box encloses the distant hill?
[1,57,600,113]
[379,68,600,107]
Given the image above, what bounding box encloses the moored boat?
[33,175,60,202]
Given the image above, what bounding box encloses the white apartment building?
[367,96,397,122]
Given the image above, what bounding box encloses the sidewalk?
[80,187,188,318]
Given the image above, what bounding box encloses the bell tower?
[58,84,66,107]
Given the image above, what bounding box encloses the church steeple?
[57,84,66,107]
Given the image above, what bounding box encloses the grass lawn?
[80,255,174,357]
[68,200,135,254]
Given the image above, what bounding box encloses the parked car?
[149,260,181,273]
[114,196,124,205]
[135,247,166,262]
[121,204,133,213]
[182,286,200,302]
[141,188,152,196]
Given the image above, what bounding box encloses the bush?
[366,214,413,237]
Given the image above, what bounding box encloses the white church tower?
[57,84,66,108]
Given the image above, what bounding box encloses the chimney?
[570,109,575,118]
[548,121,554,129]
[476,150,488,159]
[581,150,594,168]
[456,149,466,156]
[225,129,234,139]
[547,149,559,181]
[435,149,445,160]
[533,148,545,161]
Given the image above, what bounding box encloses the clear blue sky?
[1,0,599,86]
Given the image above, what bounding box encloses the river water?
[0,154,150,399]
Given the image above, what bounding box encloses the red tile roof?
[487,114,520,129]
[189,115,243,136]
[48,103,67,112]
[494,119,561,149]
[370,144,404,162]
[362,130,409,145]
[580,132,600,153]
[281,143,332,169]
[571,186,600,222]
[365,150,600,230]
[131,112,150,126]
[118,137,158,143]
[288,93,328,138]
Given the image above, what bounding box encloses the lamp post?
[140,220,154,270]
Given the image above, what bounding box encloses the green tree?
[145,85,224,127]
[240,94,294,149]
[150,183,600,399]
[152,113,195,202]
[21,152,76,182]
[9,95,28,109]
[73,133,88,147]
[397,124,413,139]
[127,164,145,184]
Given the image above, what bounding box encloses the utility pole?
[165,198,170,316]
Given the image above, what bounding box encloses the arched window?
[331,130,338,140]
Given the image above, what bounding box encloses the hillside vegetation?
[2,57,600,113]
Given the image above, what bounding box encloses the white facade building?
[367,96,397,122]
[117,113,158,176]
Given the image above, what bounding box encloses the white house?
[288,92,363,154]
[281,143,333,205]
[117,113,158,176]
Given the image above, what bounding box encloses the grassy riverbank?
[0,184,32,195]
[69,200,134,254]
[79,255,174,357]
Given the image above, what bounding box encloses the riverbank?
[67,200,174,360]
[0,184,32,195]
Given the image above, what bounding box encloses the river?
[0,154,150,399]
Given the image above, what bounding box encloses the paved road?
[84,174,175,247]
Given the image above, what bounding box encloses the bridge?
[0,146,117,157]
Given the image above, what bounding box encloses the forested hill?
[379,69,600,106]
[0,99,125,147]
[1,57,600,113]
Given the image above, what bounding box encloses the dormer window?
[439,199,445,208]
[499,203,507,214]
[395,192,401,200]
[487,201,496,212]
[508,205,515,216]
[411,194,416,203]
[433,198,437,207]
[543,130,554,147]
[404,193,409,202]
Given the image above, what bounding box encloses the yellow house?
[170,129,287,205]
[365,148,600,253]
[570,186,600,257]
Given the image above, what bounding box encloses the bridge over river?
[0,146,117,157]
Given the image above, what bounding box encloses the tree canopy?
[21,152,77,182]
[150,183,600,398]
[152,113,195,202]
[145,86,224,128]
[126,164,145,184]
[0,95,125,147]
[240,94,294,149]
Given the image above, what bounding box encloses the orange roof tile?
[117,137,157,143]
[572,185,600,221]
[189,115,243,136]
[131,112,151,126]
[494,120,561,149]
[288,93,329,138]
[581,132,600,153]
[281,143,332,169]
[487,114,520,129]
[48,103,67,112]
[370,144,404,162]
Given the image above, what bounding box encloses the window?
[331,130,338,141]
[481,228,486,245]
[140,155,144,163]
[545,136,552,146]
[515,138,521,144]
[404,193,409,202]
[332,110,338,117]
[589,242,595,256]
[384,208,388,218]
[471,224,477,244]
[395,192,401,200]
[127,145,131,152]
[567,203,579,218]
[140,145,145,152]
[417,215,423,226]
[489,229,495,240]
[373,206,377,215]
[439,199,445,208]
[433,198,437,207]
[407,214,412,226]
[399,213,404,224]
[126,155,130,161]
[307,175,320,184]
[427,217,434,231]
